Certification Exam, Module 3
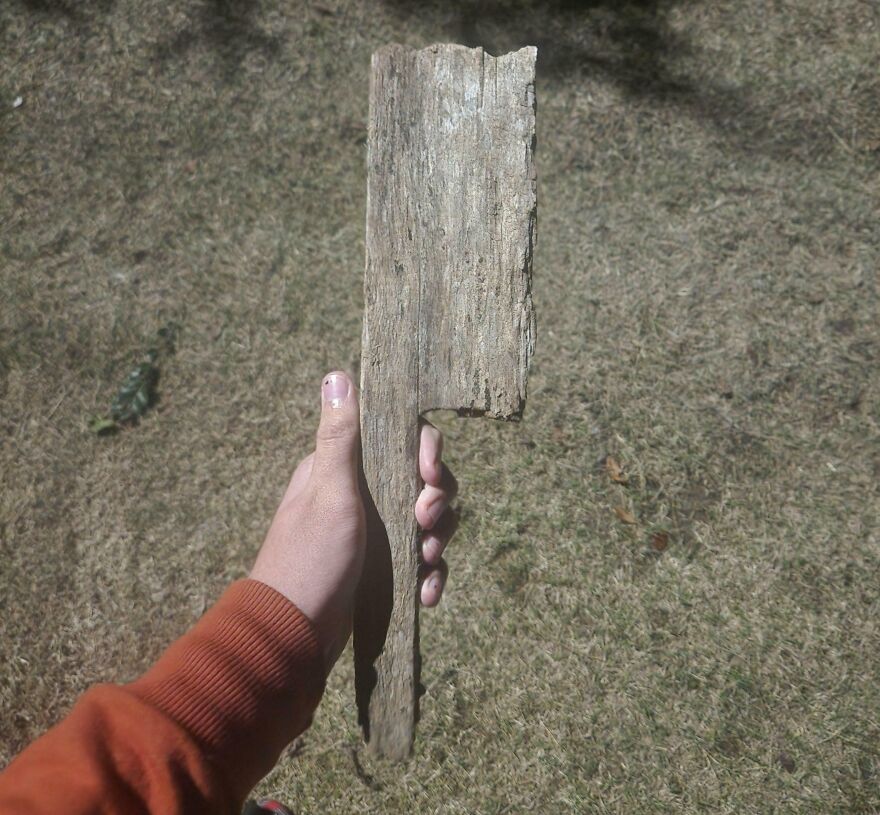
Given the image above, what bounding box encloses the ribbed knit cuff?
[128,579,325,799]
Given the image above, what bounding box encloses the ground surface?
[1,0,879,812]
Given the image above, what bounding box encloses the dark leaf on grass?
[650,530,670,552]
[96,324,178,432]
[110,359,159,423]
[776,751,796,773]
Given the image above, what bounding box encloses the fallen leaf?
[111,359,159,423]
[650,530,670,551]
[614,506,636,525]
[605,456,629,484]
[776,751,796,773]
[101,324,179,428]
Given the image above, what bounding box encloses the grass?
[1,0,879,811]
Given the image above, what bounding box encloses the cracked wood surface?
[354,43,536,760]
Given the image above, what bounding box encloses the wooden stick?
[354,43,537,761]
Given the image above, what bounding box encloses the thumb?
[312,371,360,483]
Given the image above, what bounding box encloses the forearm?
[0,579,325,815]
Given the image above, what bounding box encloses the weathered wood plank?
[354,43,537,761]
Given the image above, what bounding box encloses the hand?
[250,371,458,673]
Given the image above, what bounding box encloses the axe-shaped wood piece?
[354,43,537,761]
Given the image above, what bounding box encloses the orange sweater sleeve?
[0,579,326,815]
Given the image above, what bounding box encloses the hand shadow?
[353,457,399,743]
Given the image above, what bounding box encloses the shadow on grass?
[11,0,115,16]
[382,0,853,163]
[9,0,280,77]
[153,0,282,78]
[445,0,696,94]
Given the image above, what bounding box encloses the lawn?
[1,0,879,812]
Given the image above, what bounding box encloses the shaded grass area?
[1,0,879,811]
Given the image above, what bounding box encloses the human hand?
[250,371,458,673]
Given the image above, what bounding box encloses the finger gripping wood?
[354,43,537,761]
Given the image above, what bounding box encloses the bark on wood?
[354,43,537,761]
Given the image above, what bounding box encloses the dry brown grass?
[2,0,879,811]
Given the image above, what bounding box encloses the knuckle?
[317,416,356,446]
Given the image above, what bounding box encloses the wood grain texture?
[354,43,536,760]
